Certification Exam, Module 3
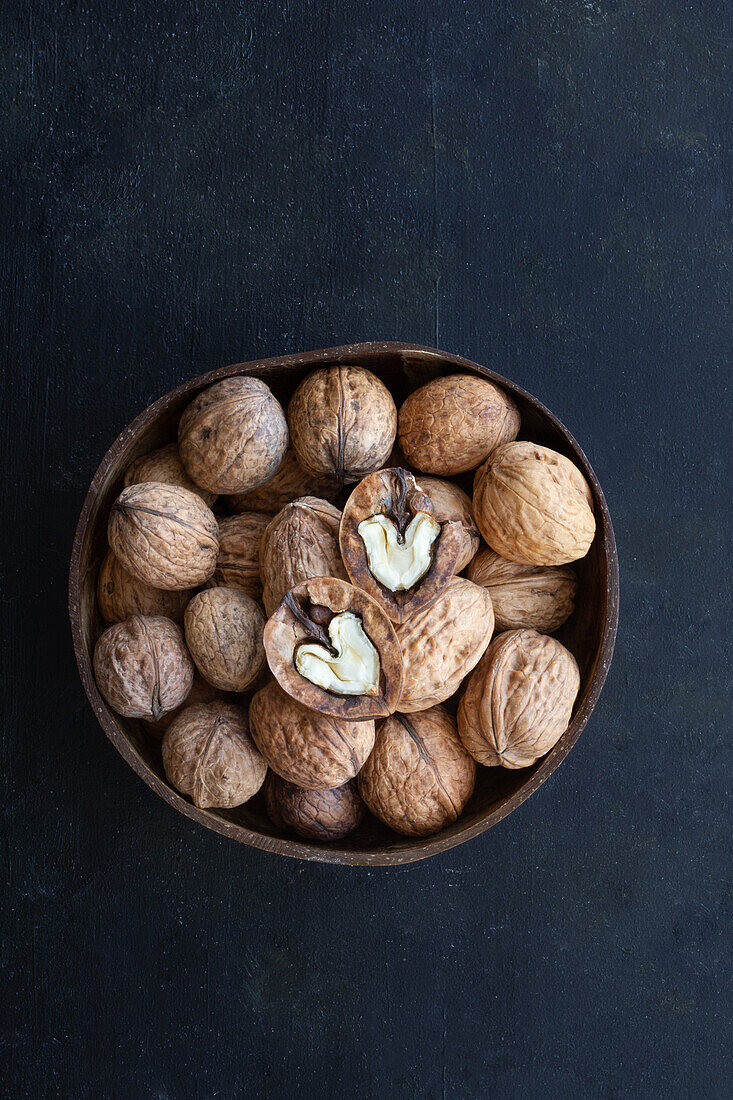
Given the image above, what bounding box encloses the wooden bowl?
[69,342,619,866]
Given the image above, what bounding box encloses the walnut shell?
[396,577,495,712]
[226,446,340,514]
[142,672,228,737]
[93,615,194,720]
[473,442,595,565]
[457,628,580,768]
[124,443,217,507]
[398,374,520,475]
[358,707,476,836]
[178,377,289,494]
[259,497,347,617]
[97,549,190,625]
[184,587,265,692]
[108,482,219,590]
[162,702,266,808]
[205,512,270,599]
[467,548,577,633]
[250,680,375,789]
[264,773,365,840]
[288,366,397,485]
[405,475,480,573]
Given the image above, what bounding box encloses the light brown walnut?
[124,443,217,507]
[184,587,265,692]
[259,497,347,617]
[97,549,190,625]
[93,614,194,720]
[414,476,480,572]
[162,702,266,808]
[142,672,228,737]
[226,446,340,515]
[264,774,365,841]
[467,547,576,633]
[205,511,270,600]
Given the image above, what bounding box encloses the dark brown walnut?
[288,365,397,485]
[178,377,289,495]
[398,373,520,475]
[93,614,194,720]
[162,702,266,808]
[204,512,270,600]
[263,577,404,721]
[124,443,217,507]
[108,482,219,590]
[184,587,265,692]
[264,773,365,840]
[415,477,480,572]
[143,672,228,737]
[259,497,347,617]
[396,577,495,712]
[250,680,375,789]
[97,549,190,625]
[358,706,476,837]
[226,446,340,515]
[457,628,580,769]
[339,468,463,625]
[467,548,577,633]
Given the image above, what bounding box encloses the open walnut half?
[339,468,463,625]
[263,577,404,720]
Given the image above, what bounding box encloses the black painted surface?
[2,2,731,1097]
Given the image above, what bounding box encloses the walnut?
[142,672,228,737]
[288,366,397,485]
[250,680,375,789]
[226,446,340,515]
[259,497,347,617]
[184,587,265,692]
[264,774,365,840]
[358,706,476,836]
[473,442,595,565]
[204,512,270,600]
[467,548,576,633]
[93,614,194,720]
[124,443,217,507]
[457,628,580,768]
[415,476,480,572]
[396,577,494,712]
[97,549,190,625]
[263,576,404,720]
[397,374,520,475]
[178,377,289,494]
[108,482,219,590]
[162,702,266,808]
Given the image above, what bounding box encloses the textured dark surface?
[2,1,731,1097]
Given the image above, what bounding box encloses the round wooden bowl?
[69,342,619,866]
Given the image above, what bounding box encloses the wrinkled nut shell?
[162,702,267,808]
[97,549,190,625]
[250,680,375,789]
[184,587,266,692]
[108,482,219,590]
[457,628,580,769]
[408,476,480,573]
[142,672,228,737]
[260,497,347,617]
[398,374,520,475]
[124,443,217,507]
[467,548,576,633]
[93,615,194,720]
[205,511,270,599]
[473,442,595,566]
[226,446,340,515]
[265,773,365,840]
[178,377,289,494]
[358,706,476,837]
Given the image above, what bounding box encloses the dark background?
[2,1,731,1097]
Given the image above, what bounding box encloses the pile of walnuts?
[94,365,595,842]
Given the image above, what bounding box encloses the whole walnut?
[259,497,347,617]
[178,377,289,495]
[265,774,365,841]
[184,587,265,692]
[108,482,219,590]
[358,707,476,836]
[162,702,266,808]
[288,366,397,485]
[250,680,375,789]
[457,628,580,769]
[398,374,520,475]
[143,672,228,737]
[467,548,577,633]
[410,476,480,573]
[97,549,190,625]
[226,446,340,515]
[473,442,595,565]
[124,443,217,507]
[205,512,270,600]
[93,615,194,720]
[396,577,495,712]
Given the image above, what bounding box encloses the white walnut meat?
[467,548,577,633]
[93,614,194,720]
[162,702,266,808]
[397,373,520,475]
[226,446,340,515]
[250,680,375,789]
[184,587,266,692]
[178,377,289,495]
[124,442,217,507]
[457,628,580,769]
[473,442,595,566]
[264,774,365,841]
[205,511,270,600]
[97,549,191,625]
[358,706,476,836]
[108,482,219,590]
[415,476,480,572]
[259,496,348,617]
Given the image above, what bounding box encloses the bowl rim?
[68,340,619,866]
